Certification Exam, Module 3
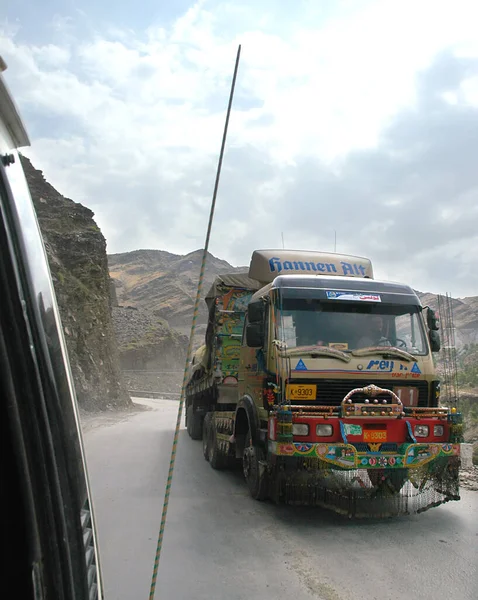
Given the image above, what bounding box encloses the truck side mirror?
[429,330,440,352]
[246,322,264,348]
[426,307,440,331]
[248,300,264,323]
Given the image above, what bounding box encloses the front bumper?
[268,441,461,469]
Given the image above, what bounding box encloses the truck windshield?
[275,298,428,356]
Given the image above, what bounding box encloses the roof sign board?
[248,249,373,284]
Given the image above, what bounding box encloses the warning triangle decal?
[295,359,307,371]
[411,362,421,374]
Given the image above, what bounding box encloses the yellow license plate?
[286,384,317,401]
[363,430,387,442]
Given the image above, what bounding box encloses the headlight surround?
[433,425,444,437]
[316,424,333,437]
[414,424,429,438]
[292,423,309,436]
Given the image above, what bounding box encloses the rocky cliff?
[112,305,188,397]
[21,155,131,411]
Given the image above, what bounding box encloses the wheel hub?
[243,446,256,480]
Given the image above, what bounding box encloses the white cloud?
[1,0,478,296]
[32,44,71,68]
[50,14,74,34]
[461,75,478,105]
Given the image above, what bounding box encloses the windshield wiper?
[351,346,414,362]
[273,341,351,363]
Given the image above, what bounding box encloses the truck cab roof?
[251,274,422,306]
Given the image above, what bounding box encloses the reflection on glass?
[277,298,427,355]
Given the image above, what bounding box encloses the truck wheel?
[243,429,268,501]
[202,413,212,461]
[187,405,202,440]
[208,421,227,470]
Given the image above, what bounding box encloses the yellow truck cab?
[240,249,440,418]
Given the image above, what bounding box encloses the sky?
[1,0,478,298]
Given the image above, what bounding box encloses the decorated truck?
[186,250,463,517]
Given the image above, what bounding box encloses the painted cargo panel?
[197,273,262,384]
[213,284,256,381]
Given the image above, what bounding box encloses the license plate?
[286,384,317,401]
[363,430,387,442]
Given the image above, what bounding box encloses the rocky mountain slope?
[417,292,478,347]
[108,249,246,334]
[21,155,131,411]
[111,305,188,396]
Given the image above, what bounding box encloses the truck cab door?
[239,304,267,406]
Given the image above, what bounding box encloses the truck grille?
[288,379,429,407]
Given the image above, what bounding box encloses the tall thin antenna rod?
[148,44,242,600]
[334,230,337,252]
[281,231,285,249]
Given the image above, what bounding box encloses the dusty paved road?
[82,399,478,600]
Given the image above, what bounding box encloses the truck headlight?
[292,423,309,436]
[433,425,444,437]
[414,425,429,438]
[316,424,333,437]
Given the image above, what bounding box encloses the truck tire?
[187,405,202,440]
[203,413,212,461]
[243,429,268,501]
[208,420,227,470]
